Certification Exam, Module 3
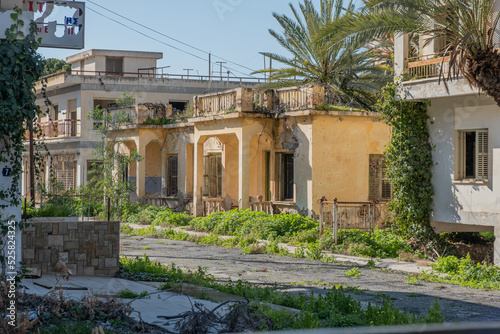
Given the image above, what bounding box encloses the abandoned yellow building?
[112,85,392,219]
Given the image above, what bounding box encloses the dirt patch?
[453,242,494,264]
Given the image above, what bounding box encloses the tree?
[317,0,500,106]
[85,92,142,219]
[255,0,391,110]
[41,58,70,76]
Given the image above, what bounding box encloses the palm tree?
[255,0,391,110]
[317,0,500,106]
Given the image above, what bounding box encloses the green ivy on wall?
[376,82,440,250]
[0,8,44,211]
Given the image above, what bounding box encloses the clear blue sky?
[38,0,363,78]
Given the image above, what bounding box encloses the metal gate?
[319,198,377,244]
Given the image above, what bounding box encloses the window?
[203,154,222,198]
[53,160,75,193]
[105,57,123,75]
[169,101,188,116]
[166,155,178,197]
[67,99,77,136]
[369,155,392,201]
[278,153,294,201]
[457,130,488,181]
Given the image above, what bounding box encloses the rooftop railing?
[39,69,266,84]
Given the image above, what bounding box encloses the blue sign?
[2,168,12,177]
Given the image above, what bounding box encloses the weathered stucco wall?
[311,114,390,215]
[22,219,120,276]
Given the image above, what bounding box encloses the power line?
[86,6,254,78]
[86,7,206,62]
[87,6,255,78]
[86,0,259,75]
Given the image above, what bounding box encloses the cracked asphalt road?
[120,234,500,323]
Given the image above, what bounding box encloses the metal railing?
[34,120,81,138]
[406,53,451,79]
[39,69,266,84]
[319,198,379,244]
[202,197,225,216]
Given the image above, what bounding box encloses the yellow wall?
[311,114,391,214]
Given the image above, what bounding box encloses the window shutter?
[369,156,381,200]
[477,130,488,180]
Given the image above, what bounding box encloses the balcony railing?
[193,85,329,117]
[406,53,451,79]
[249,201,274,215]
[202,198,225,216]
[32,120,81,138]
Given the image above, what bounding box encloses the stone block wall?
[22,218,120,276]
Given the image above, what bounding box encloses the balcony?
[192,85,330,118]
[406,53,451,80]
[30,120,81,139]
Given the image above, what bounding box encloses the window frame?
[203,153,222,198]
[456,129,489,182]
[369,155,392,202]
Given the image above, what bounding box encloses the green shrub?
[420,254,500,290]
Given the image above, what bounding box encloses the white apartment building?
[394,32,500,264]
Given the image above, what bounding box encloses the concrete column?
[495,226,500,266]
[161,147,167,196]
[193,140,205,216]
[394,34,409,79]
[238,133,250,209]
[136,139,146,198]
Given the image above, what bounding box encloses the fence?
[319,198,382,244]
[249,201,274,215]
[35,120,81,138]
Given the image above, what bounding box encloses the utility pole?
[263,54,267,82]
[269,57,272,82]
[216,61,226,81]
[208,52,211,80]
[183,68,194,79]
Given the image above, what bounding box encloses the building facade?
[394,31,500,264]
[112,85,392,221]
[24,49,259,200]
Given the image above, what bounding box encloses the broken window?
[169,101,188,116]
[203,154,222,198]
[166,155,178,197]
[278,153,294,201]
[369,155,392,201]
[105,57,123,75]
[457,130,488,181]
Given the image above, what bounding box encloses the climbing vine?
[0,9,44,213]
[376,82,440,250]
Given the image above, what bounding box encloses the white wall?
[428,95,500,227]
